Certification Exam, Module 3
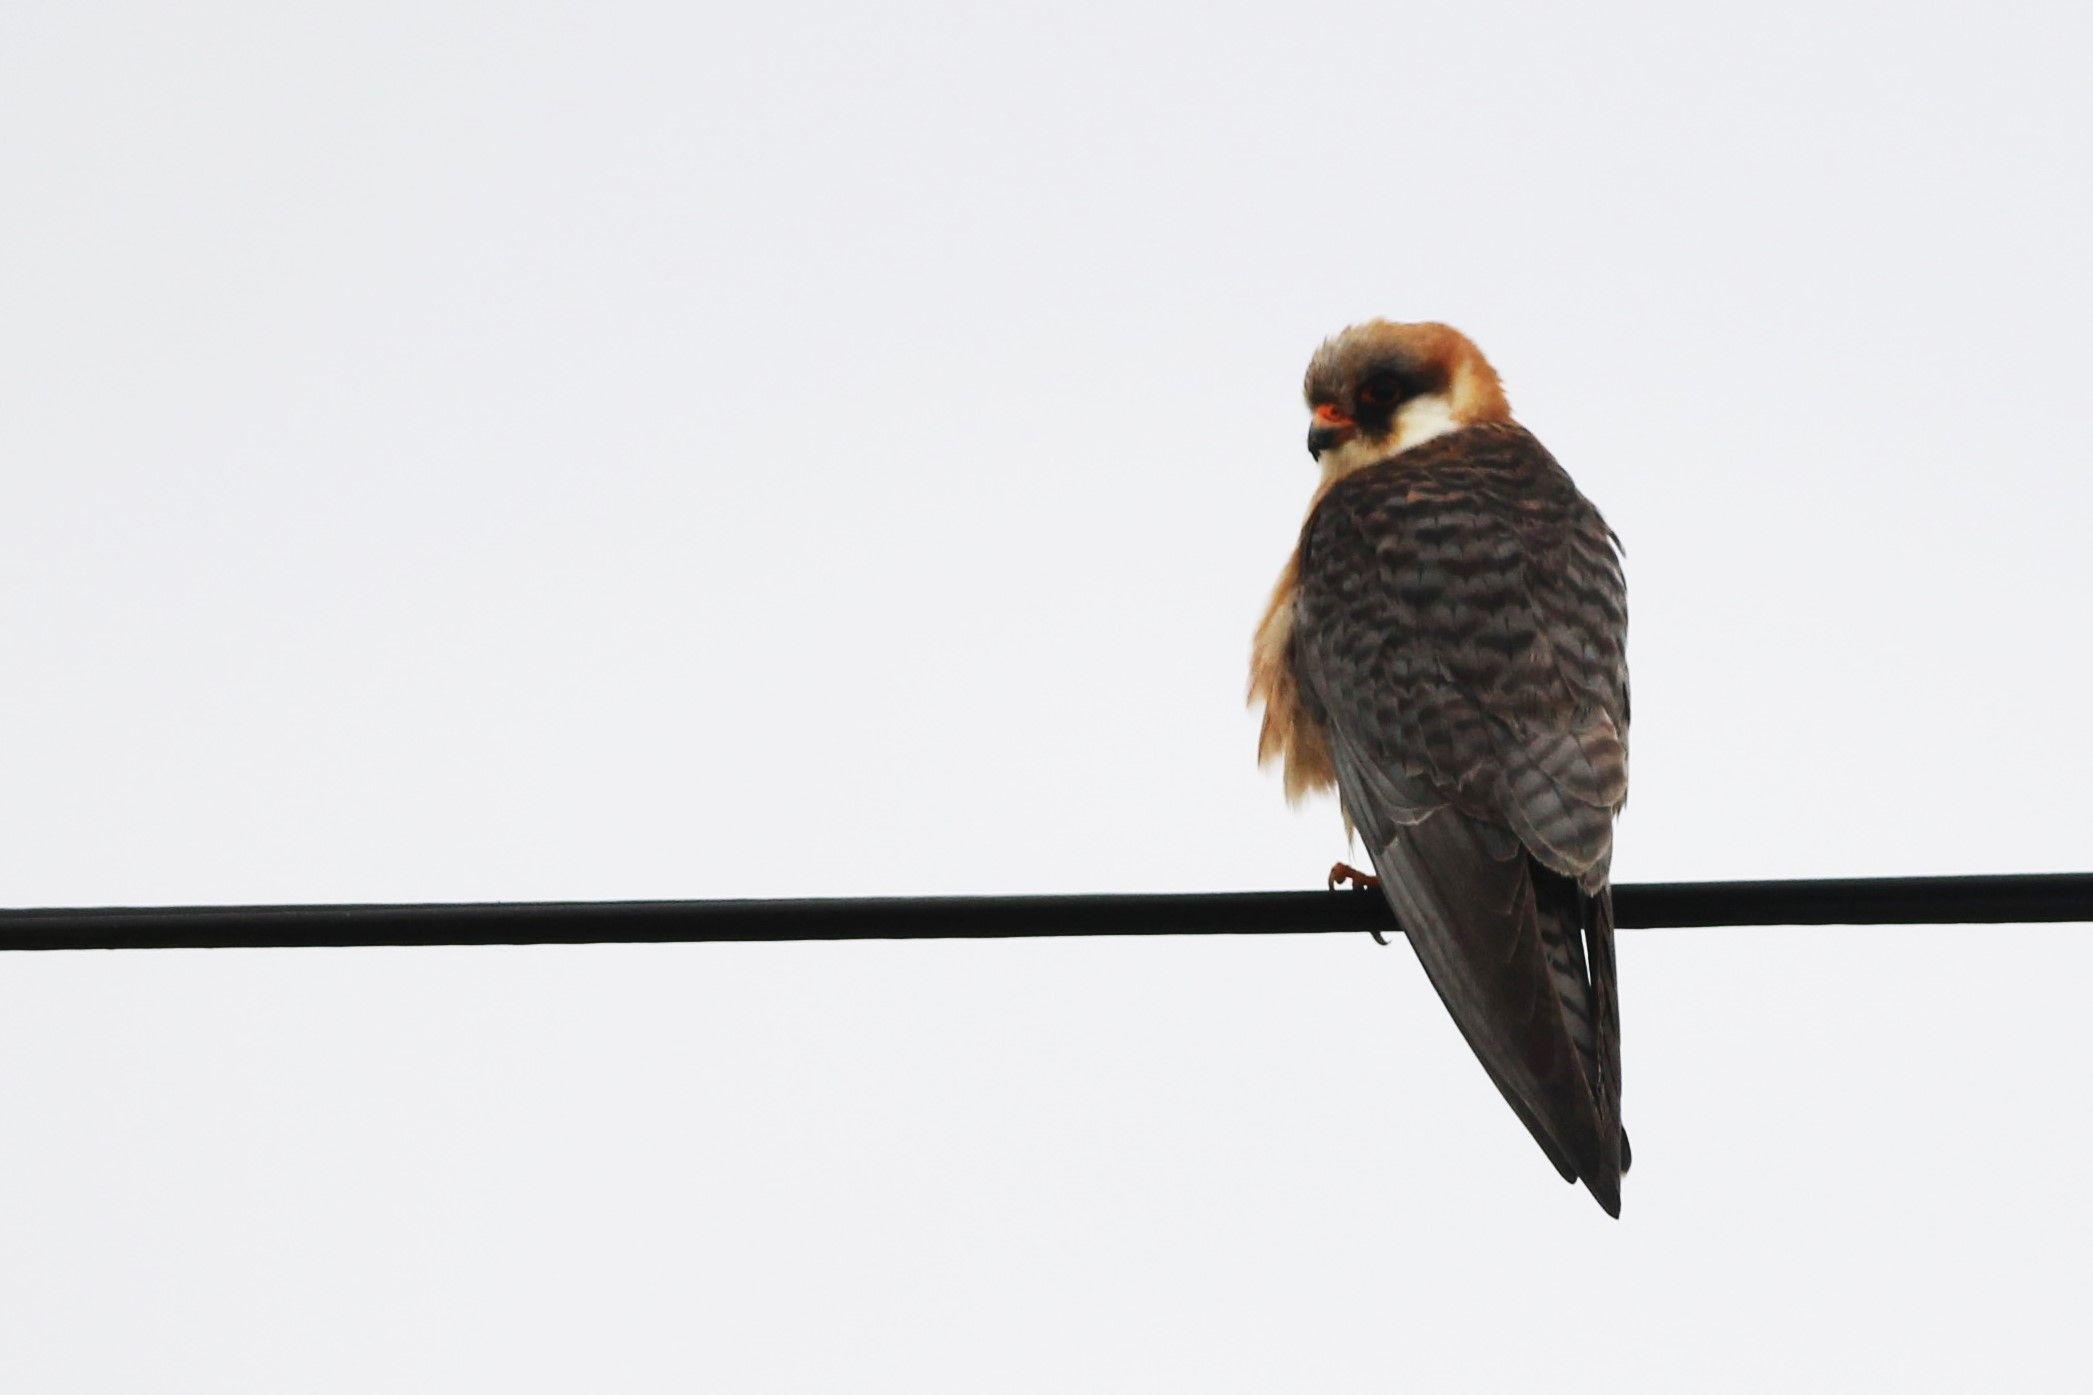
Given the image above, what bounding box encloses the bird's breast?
[1248,550,1337,803]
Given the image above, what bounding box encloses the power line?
[1,873,2088,953]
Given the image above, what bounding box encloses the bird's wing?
[1293,423,1629,1212]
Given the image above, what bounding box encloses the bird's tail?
[1532,870,1625,1215]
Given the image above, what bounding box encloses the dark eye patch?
[1352,368,1412,426]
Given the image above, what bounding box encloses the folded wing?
[1293,424,1629,1213]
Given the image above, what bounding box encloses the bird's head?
[1302,320,1512,476]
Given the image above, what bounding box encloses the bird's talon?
[1326,861,1381,893]
[1327,862,1391,943]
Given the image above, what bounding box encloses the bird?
[1248,320,1632,1215]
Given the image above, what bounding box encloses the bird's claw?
[1327,862,1391,944]
[1326,861,1380,893]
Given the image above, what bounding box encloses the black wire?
[1,873,2088,952]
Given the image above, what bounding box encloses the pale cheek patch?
[1390,392,1459,451]
[1315,434,1394,482]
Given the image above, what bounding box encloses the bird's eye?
[1355,374,1402,412]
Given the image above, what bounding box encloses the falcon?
[1249,320,1632,1215]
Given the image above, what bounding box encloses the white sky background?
[4,1,2091,1389]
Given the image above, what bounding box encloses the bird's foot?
[1327,862,1390,945]
[1326,861,1380,893]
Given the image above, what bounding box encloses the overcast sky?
[4,2,2091,1390]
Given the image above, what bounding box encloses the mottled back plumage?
[1291,420,1629,1211]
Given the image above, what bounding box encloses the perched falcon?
[1249,320,1631,1215]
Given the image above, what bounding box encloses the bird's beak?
[1307,403,1356,460]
